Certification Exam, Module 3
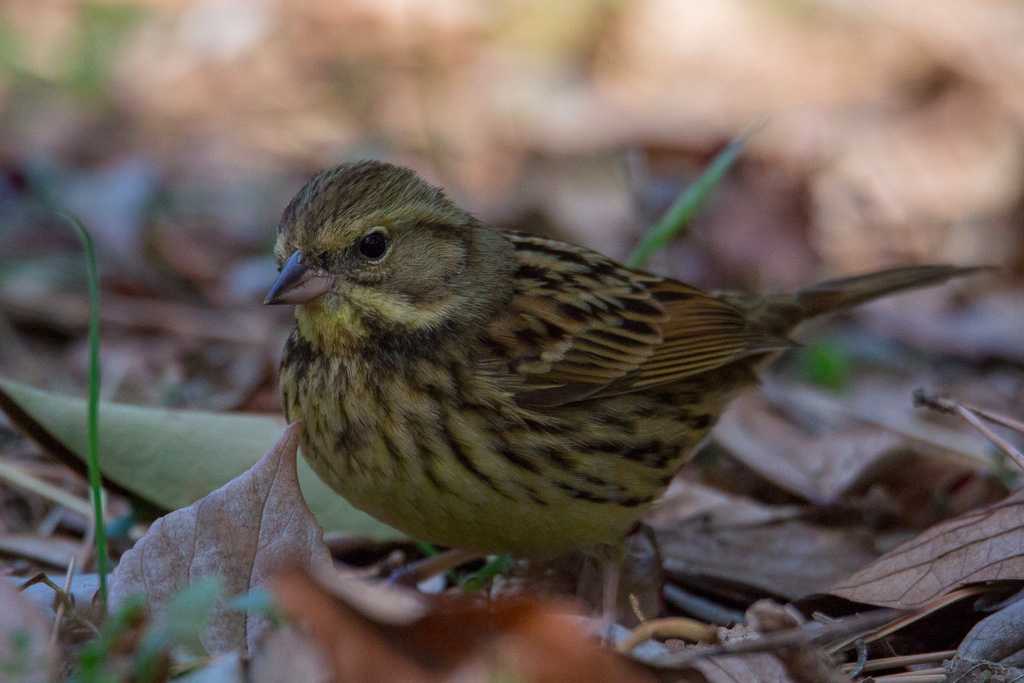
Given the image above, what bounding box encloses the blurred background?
[1,0,1022,413]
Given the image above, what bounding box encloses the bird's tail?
[727,265,990,337]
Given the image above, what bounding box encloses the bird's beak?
[263,251,334,305]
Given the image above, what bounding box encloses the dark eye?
[358,230,389,260]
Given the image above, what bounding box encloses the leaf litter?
[2,1,1024,680]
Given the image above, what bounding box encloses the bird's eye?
[358,229,390,260]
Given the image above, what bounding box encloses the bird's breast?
[278,327,756,556]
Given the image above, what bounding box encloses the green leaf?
[459,554,512,592]
[798,340,852,392]
[134,576,223,677]
[0,379,400,539]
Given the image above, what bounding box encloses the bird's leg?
[600,554,622,643]
[584,542,626,644]
[388,548,483,587]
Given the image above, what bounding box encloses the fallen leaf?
[650,482,877,601]
[109,423,331,656]
[956,592,1024,665]
[692,654,794,683]
[0,534,79,569]
[271,566,655,682]
[0,580,53,683]
[714,391,909,505]
[251,627,332,683]
[830,488,1024,608]
[749,378,1008,527]
[0,378,398,538]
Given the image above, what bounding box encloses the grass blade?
[55,212,109,609]
[626,124,760,269]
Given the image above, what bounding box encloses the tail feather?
[740,264,990,336]
[794,265,990,319]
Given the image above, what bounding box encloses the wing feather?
[482,233,791,407]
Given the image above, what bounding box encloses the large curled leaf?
[830,488,1024,608]
[0,379,398,539]
[110,423,332,656]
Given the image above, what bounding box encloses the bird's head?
[266,161,514,352]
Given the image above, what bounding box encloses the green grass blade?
[626,125,760,269]
[55,212,109,609]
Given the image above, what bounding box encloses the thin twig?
[618,616,718,654]
[841,650,956,673]
[635,608,898,669]
[956,405,1024,472]
[914,390,1024,472]
[18,572,101,637]
[50,556,76,648]
[914,392,1024,434]
[962,403,1024,435]
[0,460,93,518]
[628,593,646,624]
[389,548,483,587]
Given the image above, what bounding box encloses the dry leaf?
[271,566,655,683]
[251,627,332,683]
[651,482,877,601]
[0,581,53,683]
[0,534,79,569]
[692,654,794,683]
[109,422,331,656]
[957,593,1024,665]
[714,391,909,506]
[830,488,1024,608]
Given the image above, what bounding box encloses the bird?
[265,159,982,618]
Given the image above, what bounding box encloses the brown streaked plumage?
[266,160,982,564]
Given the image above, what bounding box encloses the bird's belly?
[295,385,732,558]
[311,447,642,558]
[282,336,758,558]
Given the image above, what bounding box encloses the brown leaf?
[271,566,655,683]
[957,593,1024,665]
[109,422,331,656]
[251,627,332,683]
[650,482,877,601]
[0,534,79,569]
[746,379,1006,528]
[830,489,1024,608]
[692,654,794,683]
[0,580,54,683]
[714,391,909,505]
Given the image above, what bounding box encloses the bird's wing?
[480,233,790,407]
